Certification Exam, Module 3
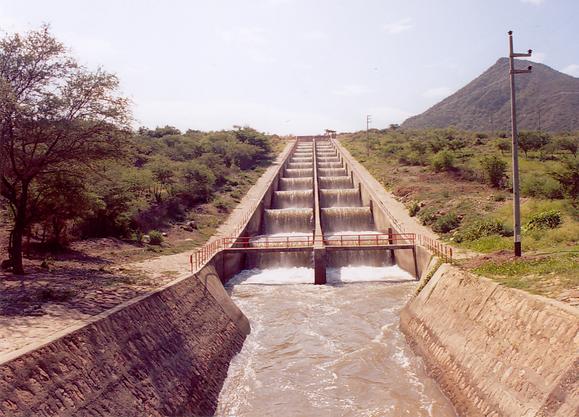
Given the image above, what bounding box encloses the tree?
[496,139,510,155]
[550,158,579,204]
[555,136,578,158]
[480,155,507,188]
[0,26,130,273]
[518,131,550,158]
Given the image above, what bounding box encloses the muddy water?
[216,270,457,417]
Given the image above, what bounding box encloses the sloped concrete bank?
[0,263,249,417]
[400,264,579,417]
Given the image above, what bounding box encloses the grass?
[472,252,579,298]
[340,129,578,302]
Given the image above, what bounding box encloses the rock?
[1,259,12,270]
[161,232,168,237]
[40,260,49,270]
[142,235,151,243]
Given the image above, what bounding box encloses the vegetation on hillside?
[0,27,280,274]
[341,127,578,300]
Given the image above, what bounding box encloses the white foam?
[227,264,414,286]
[328,265,414,283]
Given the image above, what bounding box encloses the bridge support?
[313,246,326,285]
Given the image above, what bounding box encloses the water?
[285,168,314,178]
[279,177,313,191]
[319,176,354,189]
[320,188,361,207]
[318,167,348,177]
[273,190,314,209]
[264,208,314,234]
[216,268,457,417]
[321,207,374,233]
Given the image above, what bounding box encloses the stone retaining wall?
[0,264,248,417]
[401,264,579,417]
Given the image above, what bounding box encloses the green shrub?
[408,201,420,217]
[521,176,563,199]
[455,218,510,242]
[431,150,455,172]
[433,212,460,233]
[480,155,507,188]
[525,210,562,231]
[398,150,428,166]
[419,207,438,226]
[148,230,164,245]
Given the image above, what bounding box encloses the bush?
[525,210,562,231]
[550,158,579,202]
[433,212,460,233]
[148,230,164,245]
[418,207,438,226]
[480,155,507,188]
[455,219,510,242]
[408,201,420,217]
[521,176,563,199]
[431,150,455,172]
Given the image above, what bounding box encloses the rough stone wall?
[400,264,579,417]
[0,264,248,417]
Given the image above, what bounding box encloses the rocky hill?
[402,58,579,132]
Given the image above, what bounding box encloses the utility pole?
[366,114,372,156]
[508,30,532,257]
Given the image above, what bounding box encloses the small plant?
[455,218,510,242]
[433,212,460,233]
[493,193,506,202]
[148,230,164,245]
[525,210,562,231]
[431,150,455,172]
[419,207,438,226]
[408,201,421,217]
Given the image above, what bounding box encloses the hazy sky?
[1,0,578,134]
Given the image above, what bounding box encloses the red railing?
[417,234,453,263]
[223,235,316,249]
[323,232,415,246]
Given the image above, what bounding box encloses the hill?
[402,58,579,132]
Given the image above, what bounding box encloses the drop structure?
[216,138,457,416]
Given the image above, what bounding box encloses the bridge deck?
[221,243,414,254]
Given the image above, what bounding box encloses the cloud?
[520,0,545,4]
[423,86,453,99]
[332,84,372,96]
[528,51,546,63]
[383,18,414,34]
[301,30,329,41]
[562,64,579,77]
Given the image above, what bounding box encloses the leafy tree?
[518,131,550,158]
[0,26,130,274]
[554,136,578,157]
[550,158,579,203]
[496,139,511,155]
[480,155,507,188]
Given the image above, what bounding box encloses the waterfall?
[321,207,374,233]
[316,156,341,163]
[273,190,314,209]
[318,168,348,177]
[264,208,313,234]
[318,176,353,189]
[320,189,361,207]
[279,178,313,191]
[326,249,393,267]
[287,162,313,169]
[317,161,343,168]
[290,156,313,162]
[284,168,313,178]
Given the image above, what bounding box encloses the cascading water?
[217,140,457,417]
[273,190,314,209]
[264,208,313,234]
[279,178,313,191]
[320,188,361,207]
[319,176,354,189]
[284,168,314,178]
[321,207,374,232]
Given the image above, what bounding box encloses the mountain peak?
[401,59,579,132]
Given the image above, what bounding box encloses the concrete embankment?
[401,263,579,417]
[0,264,249,417]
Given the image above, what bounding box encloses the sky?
[1,0,578,135]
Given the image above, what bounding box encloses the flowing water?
[216,268,457,417]
[216,141,457,416]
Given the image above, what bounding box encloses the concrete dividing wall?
[401,264,579,417]
[0,263,249,417]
